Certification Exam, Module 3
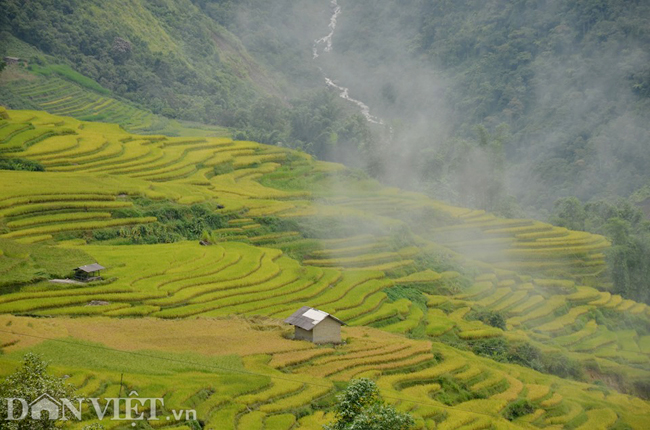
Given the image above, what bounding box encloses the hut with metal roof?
[73,263,105,282]
[284,306,345,344]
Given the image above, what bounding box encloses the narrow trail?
[313,0,385,125]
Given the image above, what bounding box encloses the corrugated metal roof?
[284,306,345,331]
[75,263,105,273]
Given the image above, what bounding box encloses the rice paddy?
[0,108,649,428]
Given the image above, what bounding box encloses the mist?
[214,0,650,219]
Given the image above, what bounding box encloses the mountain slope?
[1,108,650,424]
[0,0,281,125]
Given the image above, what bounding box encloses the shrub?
[324,378,414,430]
[0,157,45,171]
[503,399,535,421]
[466,308,506,330]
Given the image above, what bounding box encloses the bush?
[325,379,415,430]
[466,307,506,330]
[0,157,45,171]
[92,199,227,244]
[503,399,535,421]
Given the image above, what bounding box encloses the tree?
[550,197,586,231]
[0,353,75,430]
[325,379,414,430]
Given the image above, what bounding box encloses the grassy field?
[0,108,649,428]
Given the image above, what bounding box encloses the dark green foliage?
[0,0,260,123]
[503,399,535,421]
[255,216,300,234]
[0,353,76,429]
[550,197,650,305]
[233,91,376,166]
[385,286,427,309]
[0,157,44,171]
[469,338,583,380]
[466,308,506,330]
[91,199,226,244]
[433,374,482,406]
[587,308,650,336]
[30,64,110,95]
[325,379,414,430]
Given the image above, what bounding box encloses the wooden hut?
[74,263,105,282]
[284,306,345,344]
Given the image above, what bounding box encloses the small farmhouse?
[74,263,105,282]
[284,306,345,344]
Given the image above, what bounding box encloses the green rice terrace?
[0,107,649,429]
[0,61,226,137]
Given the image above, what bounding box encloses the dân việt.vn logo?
[3,391,196,426]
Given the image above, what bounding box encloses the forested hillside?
[3,0,648,209]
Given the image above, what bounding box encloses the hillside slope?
[0,0,281,125]
[0,108,650,428]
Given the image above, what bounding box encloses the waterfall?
[313,0,384,126]
[313,0,341,59]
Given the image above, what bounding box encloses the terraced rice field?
[1,73,226,136]
[1,108,650,428]
[1,316,649,430]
